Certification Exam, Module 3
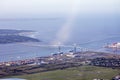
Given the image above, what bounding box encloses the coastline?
[0,51,120,78]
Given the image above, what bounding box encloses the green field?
[8,66,120,80]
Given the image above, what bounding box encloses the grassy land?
[4,66,119,80]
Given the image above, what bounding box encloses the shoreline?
[0,51,120,78]
[0,51,119,67]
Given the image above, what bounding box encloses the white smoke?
[51,1,80,45]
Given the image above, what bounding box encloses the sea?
[0,16,120,62]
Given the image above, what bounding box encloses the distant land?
[0,29,40,44]
[0,18,60,21]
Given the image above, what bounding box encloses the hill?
[0,29,40,44]
[10,66,120,80]
[0,29,34,35]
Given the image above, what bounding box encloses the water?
[0,16,120,62]
[0,42,73,62]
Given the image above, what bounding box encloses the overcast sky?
[0,0,120,18]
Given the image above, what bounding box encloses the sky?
[0,0,120,18]
[0,0,120,44]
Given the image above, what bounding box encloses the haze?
[0,0,120,18]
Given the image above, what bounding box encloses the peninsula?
[0,29,40,44]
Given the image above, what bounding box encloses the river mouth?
[0,78,26,80]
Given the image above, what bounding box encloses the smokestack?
[73,43,77,53]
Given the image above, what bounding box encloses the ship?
[105,42,120,49]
